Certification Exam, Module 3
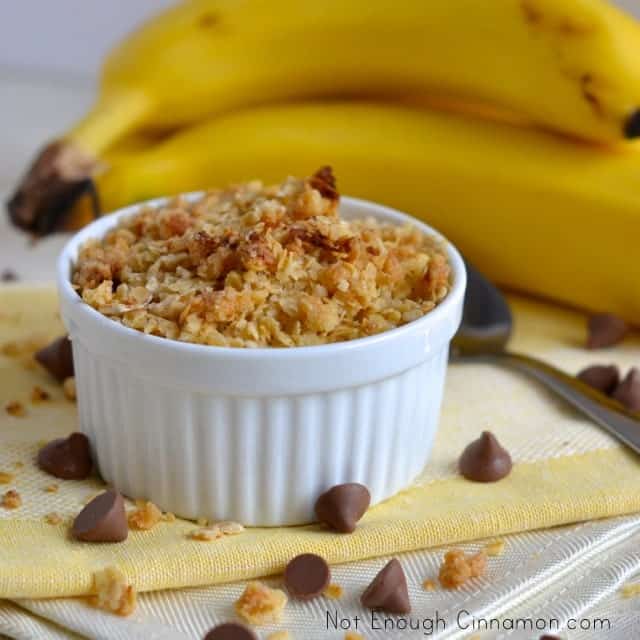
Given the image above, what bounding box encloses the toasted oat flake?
[44,512,63,525]
[30,385,51,403]
[0,471,14,484]
[128,500,163,530]
[1,489,22,509]
[422,579,437,591]
[72,169,450,348]
[235,581,287,625]
[621,583,640,598]
[438,549,487,589]
[63,377,77,402]
[5,401,26,417]
[324,583,343,599]
[187,526,223,541]
[44,483,59,493]
[89,566,136,616]
[485,539,506,557]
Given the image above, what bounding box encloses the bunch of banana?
[7,0,640,320]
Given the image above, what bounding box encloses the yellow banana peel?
[9,0,640,233]
[93,102,640,322]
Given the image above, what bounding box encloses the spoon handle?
[492,351,640,455]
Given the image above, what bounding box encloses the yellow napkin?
[1,286,639,599]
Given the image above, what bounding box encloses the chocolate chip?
[586,313,628,349]
[315,483,370,533]
[35,335,74,382]
[1,269,18,282]
[361,559,411,614]
[72,490,128,542]
[284,553,330,600]
[459,431,512,482]
[577,364,620,395]
[612,367,640,412]
[37,432,92,479]
[203,623,258,640]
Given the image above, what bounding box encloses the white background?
[0,0,638,80]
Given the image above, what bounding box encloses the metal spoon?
[452,261,640,454]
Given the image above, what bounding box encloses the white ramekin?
[57,195,466,526]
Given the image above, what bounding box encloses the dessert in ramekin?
[57,169,466,525]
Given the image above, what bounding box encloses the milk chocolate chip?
[577,364,620,395]
[35,335,74,381]
[203,623,257,640]
[37,432,92,479]
[612,367,640,412]
[284,553,330,600]
[361,559,411,614]
[459,431,512,482]
[586,313,628,349]
[72,490,128,542]
[314,483,371,533]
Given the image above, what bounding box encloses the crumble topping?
[63,376,77,402]
[44,483,59,493]
[5,401,26,417]
[128,500,162,530]
[44,512,63,525]
[485,539,506,557]
[188,520,244,541]
[621,583,640,598]
[89,566,137,616]
[1,489,22,509]
[234,581,287,625]
[422,578,437,591]
[438,549,487,589]
[0,471,14,485]
[31,386,50,403]
[266,632,290,640]
[73,168,450,347]
[324,583,344,599]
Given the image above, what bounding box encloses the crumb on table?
[4,401,26,417]
[30,385,50,403]
[345,633,365,640]
[44,484,59,493]
[266,632,290,640]
[161,511,176,522]
[438,549,487,589]
[0,471,15,484]
[63,377,77,402]
[621,583,640,598]
[324,583,344,599]
[1,489,22,509]
[234,581,287,625]
[44,512,63,525]
[128,500,163,530]
[484,539,505,557]
[422,578,437,591]
[89,566,136,616]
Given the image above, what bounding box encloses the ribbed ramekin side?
[72,345,449,526]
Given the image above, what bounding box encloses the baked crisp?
[128,500,162,530]
[234,581,287,625]
[5,401,26,417]
[73,168,451,348]
[438,549,487,589]
[324,583,344,599]
[89,566,137,616]
[1,489,22,509]
[31,386,50,403]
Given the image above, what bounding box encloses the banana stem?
[68,90,151,155]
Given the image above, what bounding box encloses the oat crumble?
[63,376,77,402]
[161,511,176,522]
[89,566,137,616]
[44,512,63,525]
[438,549,487,589]
[345,633,365,640]
[128,500,163,530]
[0,471,14,484]
[266,632,291,640]
[621,582,640,598]
[324,583,344,599]
[1,489,22,509]
[30,386,50,403]
[45,483,59,493]
[188,520,244,541]
[234,581,287,625]
[485,539,505,557]
[5,401,26,417]
[422,578,437,591]
[72,168,450,348]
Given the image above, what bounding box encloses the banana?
[9,0,640,232]
[91,102,640,321]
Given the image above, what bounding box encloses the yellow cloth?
[0,286,639,599]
